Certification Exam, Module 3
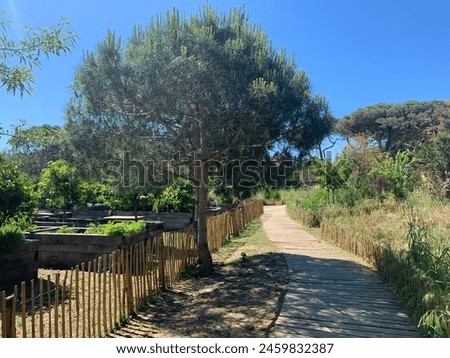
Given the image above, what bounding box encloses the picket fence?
[0,200,263,338]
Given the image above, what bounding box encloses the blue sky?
[1,0,449,154]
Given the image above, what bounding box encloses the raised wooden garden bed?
[0,240,39,292]
[28,227,162,269]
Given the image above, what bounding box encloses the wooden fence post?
[125,249,134,316]
[158,237,166,290]
[3,294,16,338]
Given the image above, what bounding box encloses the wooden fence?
[0,200,263,338]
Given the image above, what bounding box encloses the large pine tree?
[66,5,332,275]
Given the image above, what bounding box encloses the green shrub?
[296,188,328,214]
[153,179,194,212]
[0,225,24,255]
[56,225,77,233]
[85,221,147,236]
[294,188,329,227]
[370,151,421,201]
[263,188,281,200]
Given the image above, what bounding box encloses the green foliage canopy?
[337,101,450,155]
[0,155,36,226]
[7,124,70,178]
[38,159,80,211]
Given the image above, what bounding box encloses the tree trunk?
[194,160,213,276]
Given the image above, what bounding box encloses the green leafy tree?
[78,180,112,207]
[0,10,77,96]
[7,125,71,178]
[38,159,80,217]
[0,155,36,227]
[313,154,352,204]
[66,6,331,275]
[370,151,420,201]
[417,135,450,198]
[153,179,195,213]
[337,101,450,155]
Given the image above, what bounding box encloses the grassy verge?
[214,219,280,265]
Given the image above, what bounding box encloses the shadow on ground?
[109,252,288,338]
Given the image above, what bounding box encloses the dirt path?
[108,220,288,338]
[262,205,420,338]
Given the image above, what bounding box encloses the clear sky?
[1,0,449,152]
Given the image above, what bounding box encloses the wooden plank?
[283,297,414,319]
[75,265,80,338]
[279,311,419,335]
[281,300,413,324]
[55,272,59,338]
[39,244,120,254]
[276,317,418,338]
[21,282,27,338]
[30,279,35,338]
[1,291,6,337]
[102,254,108,335]
[112,252,118,327]
[39,278,44,338]
[285,291,408,310]
[80,263,85,338]
[68,269,74,338]
[61,271,68,338]
[47,275,52,338]
[87,261,92,338]
[97,256,102,338]
[274,322,367,338]
[108,254,113,331]
[12,287,17,338]
[91,259,96,338]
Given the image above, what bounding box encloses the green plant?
[153,179,194,213]
[77,181,111,207]
[0,155,37,226]
[296,188,328,215]
[404,223,450,337]
[313,154,352,204]
[370,151,421,201]
[263,188,281,200]
[85,221,147,236]
[38,159,80,212]
[180,265,196,279]
[56,225,77,233]
[0,225,24,255]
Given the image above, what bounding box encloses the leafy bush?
[78,181,112,207]
[295,188,328,227]
[296,188,328,214]
[153,179,194,212]
[0,225,24,255]
[263,187,281,200]
[56,225,77,233]
[85,221,147,236]
[370,151,421,201]
[0,155,37,226]
[38,159,80,211]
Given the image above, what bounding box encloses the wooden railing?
[0,200,263,338]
